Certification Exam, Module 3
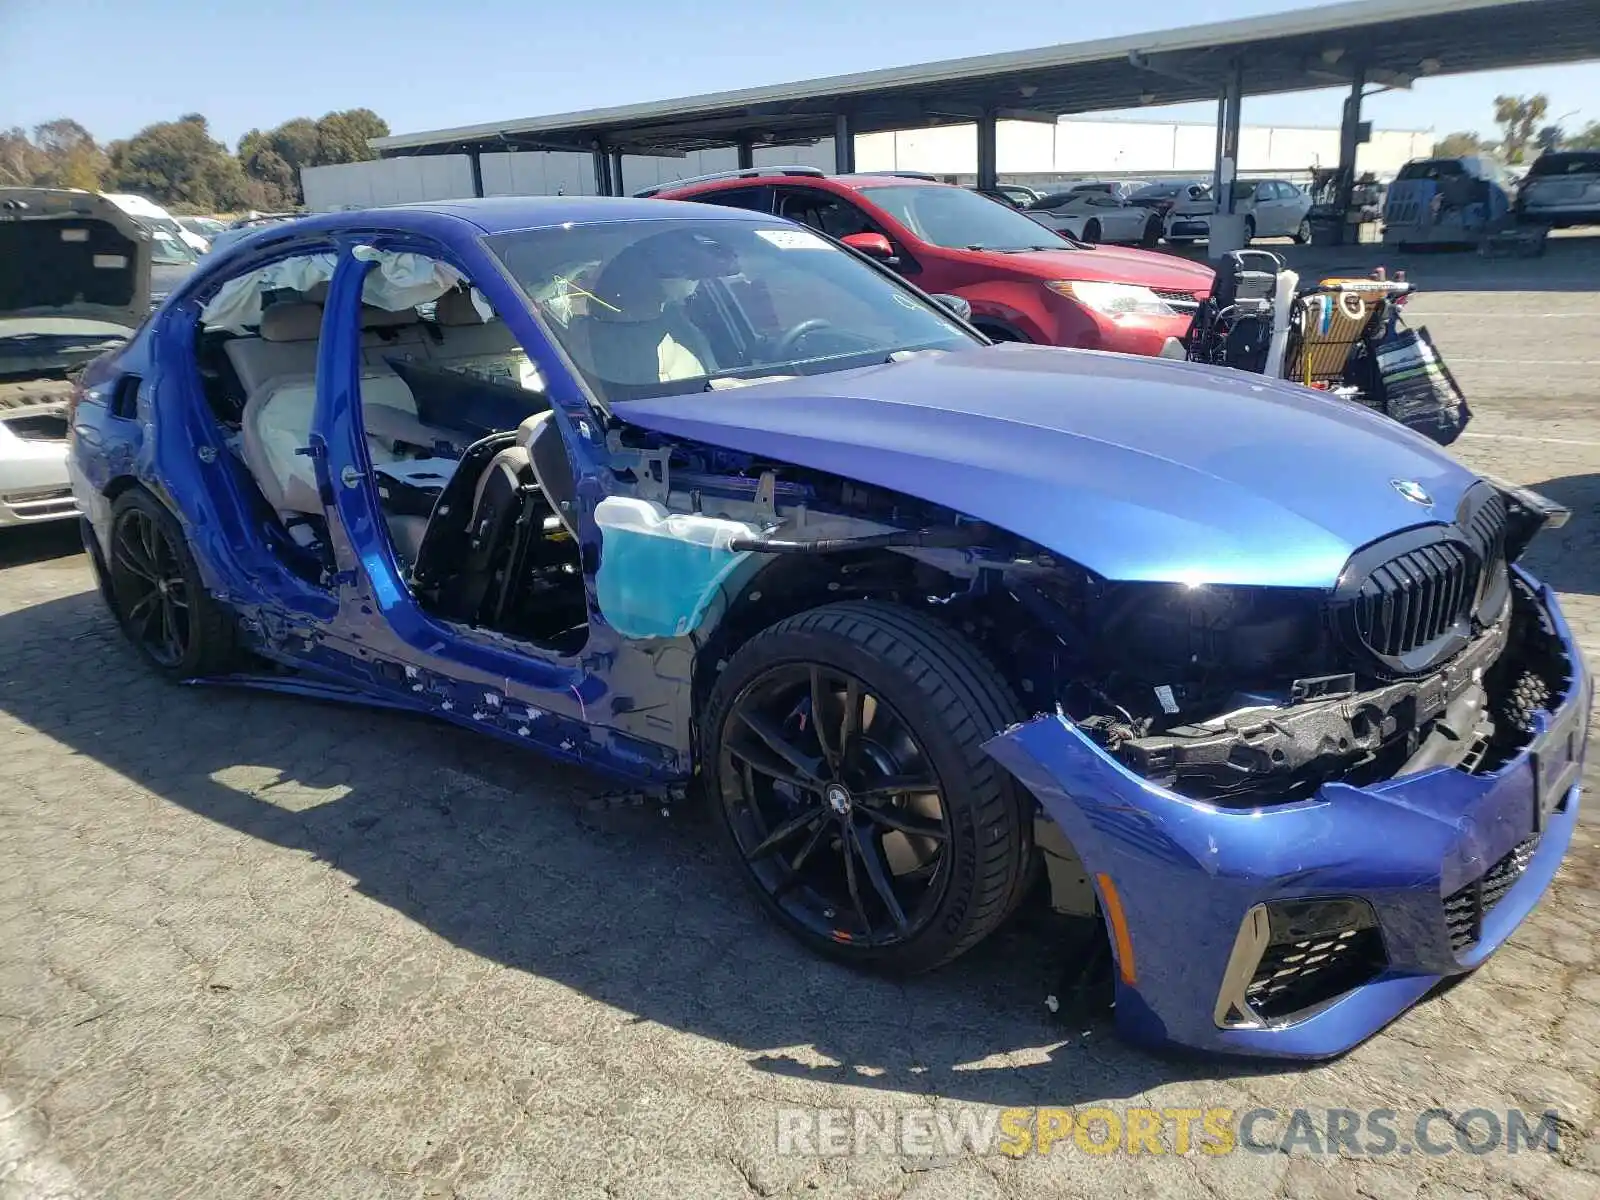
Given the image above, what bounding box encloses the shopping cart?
[1185,251,1470,446]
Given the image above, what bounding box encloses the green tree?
[105,114,247,212]
[0,127,48,186]
[1535,125,1566,154]
[1432,131,1484,158]
[1492,93,1550,163]
[1568,121,1600,151]
[239,109,389,206]
[314,108,388,163]
[31,118,108,190]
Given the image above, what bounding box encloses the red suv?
[648,168,1213,356]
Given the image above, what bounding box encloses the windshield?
[147,229,196,265]
[857,184,1076,251]
[487,217,979,406]
[1398,160,1468,182]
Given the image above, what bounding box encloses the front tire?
[1243,216,1257,244]
[1141,214,1164,247]
[107,488,238,679]
[704,601,1029,975]
[1082,219,1102,244]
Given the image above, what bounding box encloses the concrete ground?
[3,237,1599,1200]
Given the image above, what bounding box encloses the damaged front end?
[982,479,1588,1057]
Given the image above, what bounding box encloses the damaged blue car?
[67,197,1587,1058]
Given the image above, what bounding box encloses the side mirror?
[841,231,896,260]
[931,294,972,322]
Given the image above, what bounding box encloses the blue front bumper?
[984,576,1589,1058]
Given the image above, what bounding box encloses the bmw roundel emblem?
[1391,479,1433,506]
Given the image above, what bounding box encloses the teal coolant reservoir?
[593,497,761,639]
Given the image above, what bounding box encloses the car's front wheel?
[1082,219,1102,243]
[704,601,1029,975]
[1141,214,1164,247]
[106,488,238,679]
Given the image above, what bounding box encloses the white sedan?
[1025,189,1165,246]
[1166,179,1313,244]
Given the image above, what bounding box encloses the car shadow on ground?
[0,587,1310,1108]
[0,522,84,570]
[1517,473,1600,597]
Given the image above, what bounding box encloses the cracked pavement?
[3,241,1600,1198]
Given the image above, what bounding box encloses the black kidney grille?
[1352,541,1477,658]
[1465,489,1508,565]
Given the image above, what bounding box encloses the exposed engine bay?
[596,427,1572,806]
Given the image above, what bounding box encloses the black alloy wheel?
[1082,219,1102,243]
[721,662,952,951]
[106,488,237,678]
[706,602,1029,974]
[111,504,190,667]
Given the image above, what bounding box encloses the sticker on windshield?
[755,228,829,250]
[93,254,128,270]
[60,228,89,243]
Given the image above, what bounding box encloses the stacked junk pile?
[1184,250,1471,447]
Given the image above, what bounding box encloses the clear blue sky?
[2,0,1596,149]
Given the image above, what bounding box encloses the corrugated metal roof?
[372,0,1600,157]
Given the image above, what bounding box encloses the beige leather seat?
[232,304,325,518]
[431,288,520,360]
[361,304,429,370]
[224,302,323,395]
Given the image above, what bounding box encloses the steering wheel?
[773,318,839,359]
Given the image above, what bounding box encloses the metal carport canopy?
[371,0,1600,160]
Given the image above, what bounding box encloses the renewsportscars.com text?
[774,1106,1563,1158]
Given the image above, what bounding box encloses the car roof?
[668,173,949,198]
[257,195,776,239]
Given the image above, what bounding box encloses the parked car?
[207,212,300,256]
[1167,179,1314,245]
[1026,188,1166,246]
[147,227,203,304]
[104,193,211,254]
[646,168,1212,355]
[1515,150,1600,228]
[1382,157,1515,248]
[1127,179,1210,222]
[69,195,1586,1058]
[975,184,1040,209]
[1,188,155,527]
[177,214,228,245]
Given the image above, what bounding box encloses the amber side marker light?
[1095,873,1138,985]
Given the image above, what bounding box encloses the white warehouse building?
[300,116,1433,211]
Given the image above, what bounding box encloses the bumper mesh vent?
[1443,834,1541,952]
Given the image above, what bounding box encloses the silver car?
[1,189,154,527]
[1517,151,1600,228]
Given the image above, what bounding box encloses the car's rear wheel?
[1243,216,1257,244]
[704,601,1029,975]
[1294,217,1313,244]
[107,488,238,679]
[1082,219,1102,243]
